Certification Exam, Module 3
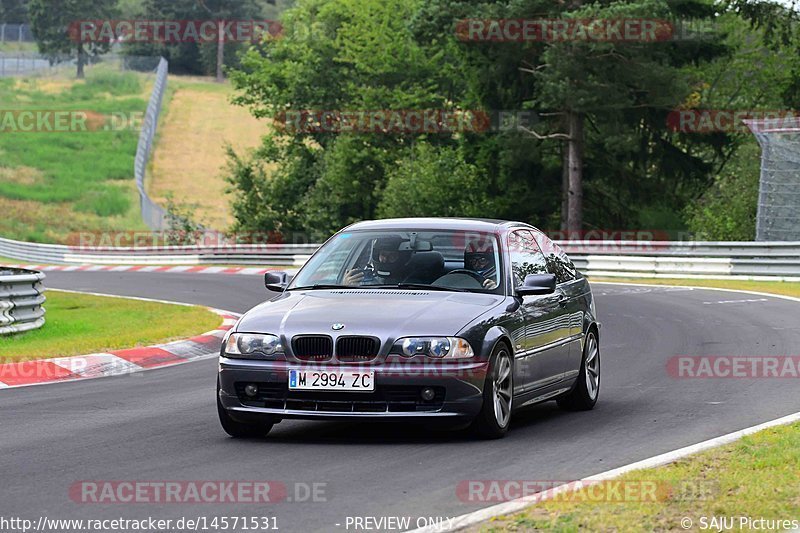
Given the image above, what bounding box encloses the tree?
[0,0,28,23]
[196,0,263,82]
[524,0,729,232]
[378,142,489,219]
[226,0,792,239]
[228,0,451,235]
[123,0,262,77]
[29,0,118,78]
[680,1,800,239]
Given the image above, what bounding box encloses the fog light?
[244,384,259,397]
[420,387,435,401]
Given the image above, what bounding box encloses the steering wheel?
[433,269,486,289]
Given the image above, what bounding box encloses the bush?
[377,142,489,219]
[302,136,395,234]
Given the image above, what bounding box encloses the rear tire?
[217,382,274,438]
[557,329,600,411]
[471,343,513,439]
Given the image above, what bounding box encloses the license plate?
[288,369,375,391]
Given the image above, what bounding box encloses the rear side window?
[507,230,548,287]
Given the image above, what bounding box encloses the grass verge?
[475,422,800,532]
[0,290,221,361]
[0,65,151,243]
[472,277,800,532]
[148,77,268,231]
[589,277,800,298]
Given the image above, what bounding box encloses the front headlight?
[394,337,474,359]
[224,333,282,358]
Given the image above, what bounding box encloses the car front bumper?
[218,357,488,423]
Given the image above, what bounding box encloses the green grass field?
[0,66,151,243]
[0,67,263,242]
[148,76,267,231]
[0,42,38,53]
[472,277,800,532]
[0,290,221,361]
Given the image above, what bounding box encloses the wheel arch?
[587,321,600,343]
[481,325,515,360]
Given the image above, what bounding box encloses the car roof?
[343,217,532,233]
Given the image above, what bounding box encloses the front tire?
[557,329,600,411]
[217,382,274,438]
[471,343,513,439]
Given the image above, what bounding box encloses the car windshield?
[288,229,504,294]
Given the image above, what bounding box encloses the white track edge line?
[46,288,242,315]
[409,279,800,532]
[591,280,800,304]
[408,410,800,533]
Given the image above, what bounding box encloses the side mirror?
[516,273,556,296]
[265,271,289,292]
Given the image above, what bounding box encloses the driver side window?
[508,230,548,288]
[532,232,577,284]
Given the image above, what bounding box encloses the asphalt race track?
[2,271,800,532]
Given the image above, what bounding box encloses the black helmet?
[464,238,497,278]
[371,236,411,278]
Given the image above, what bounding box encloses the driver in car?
[464,239,499,290]
[343,236,412,286]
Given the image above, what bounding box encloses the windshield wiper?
[287,284,353,291]
[377,283,471,293]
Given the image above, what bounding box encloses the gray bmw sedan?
[218,218,600,439]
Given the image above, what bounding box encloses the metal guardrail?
[135,57,170,231]
[560,241,800,279]
[1,236,800,280]
[0,236,317,267]
[0,268,46,335]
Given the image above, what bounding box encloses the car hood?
[236,289,505,340]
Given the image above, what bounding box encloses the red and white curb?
[4,264,299,276]
[0,306,240,389]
